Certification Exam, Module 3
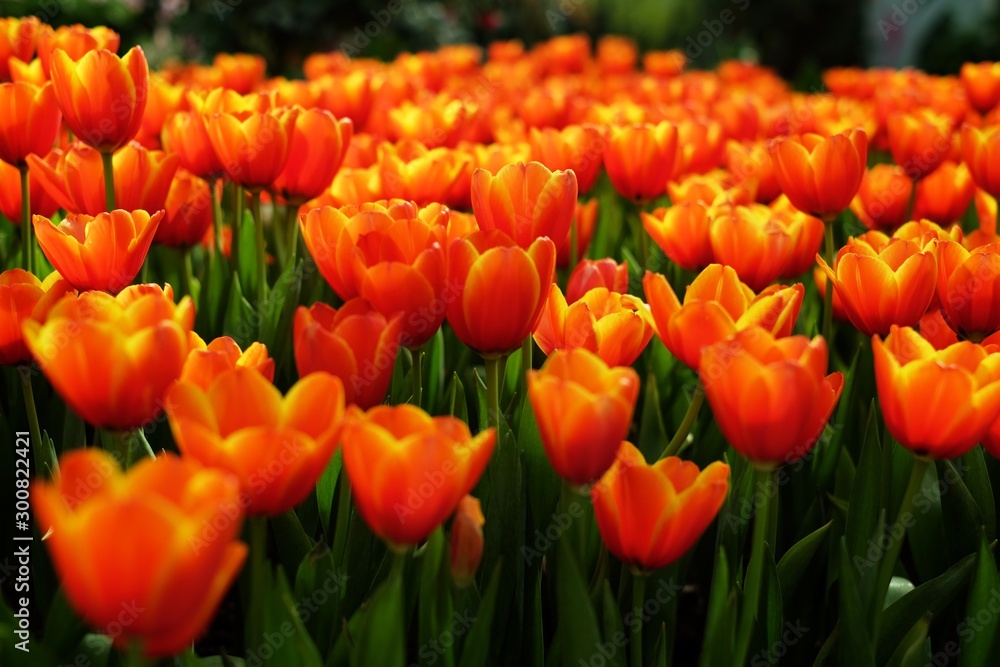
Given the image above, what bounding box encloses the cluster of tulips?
[7,15,1000,667]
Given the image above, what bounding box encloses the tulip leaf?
[388,349,408,406]
[222,272,255,348]
[555,535,603,667]
[519,396,559,537]
[884,614,931,667]
[905,458,948,583]
[876,550,977,664]
[939,452,996,564]
[426,329,446,414]
[418,528,455,667]
[776,520,832,607]
[259,257,303,373]
[316,450,343,540]
[638,372,668,463]
[349,558,405,667]
[843,402,883,599]
[42,587,87,661]
[448,372,469,424]
[237,209,258,306]
[456,563,503,667]
[837,537,877,667]
[812,344,861,490]
[197,248,230,336]
[960,533,1000,666]
[294,541,343,657]
[764,544,784,661]
[600,580,627,667]
[699,547,736,667]
[652,622,669,667]
[271,510,315,580]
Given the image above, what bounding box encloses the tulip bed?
[4,17,1000,667]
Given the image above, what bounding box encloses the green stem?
[19,368,52,478]
[20,167,32,274]
[101,151,116,211]
[130,428,155,463]
[874,456,930,620]
[569,216,578,270]
[122,639,150,667]
[822,221,835,345]
[286,203,300,266]
[484,356,502,431]
[252,190,267,308]
[210,179,223,260]
[733,466,775,666]
[411,345,424,409]
[519,335,532,410]
[233,185,244,268]
[181,249,195,299]
[331,471,352,562]
[631,572,647,667]
[660,382,704,460]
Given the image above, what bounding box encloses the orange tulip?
[874,326,1000,458]
[206,108,299,191]
[913,161,975,224]
[379,142,471,207]
[33,209,162,294]
[643,50,686,77]
[850,164,913,231]
[644,265,803,371]
[340,404,495,547]
[962,124,1000,197]
[961,62,1000,113]
[8,57,46,85]
[642,202,714,271]
[818,236,937,336]
[596,36,637,74]
[726,140,782,203]
[528,124,606,193]
[0,150,60,223]
[36,24,119,75]
[566,258,628,303]
[887,109,954,180]
[32,449,246,657]
[449,495,485,588]
[294,299,403,408]
[676,117,726,176]
[937,241,1000,340]
[272,109,353,204]
[180,335,274,390]
[23,284,194,430]
[0,82,60,167]
[161,111,225,179]
[212,53,266,93]
[166,367,344,516]
[0,17,40,82]
[700,327,843,464]
[471,161,578,249]
[556,199,599,268]
[0,269,72,365]
[50,46,147,153]
[533,285,654,367]
[918,308,961,350]
[768,129,867,219]
[299,202,447,347]
[603,121,680,202]
[591,442,729,571]
[134,76,187,150]
[315,71,373,129]
[527,348,640,485]
[446,230,556,357]
[387,98,467,148]
[157,169,213,249]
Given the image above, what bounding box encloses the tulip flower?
[449,495,485,588]
[33,210,162,294]
[379,143,471,206]
[937,241,1000,340]
[591,442,729,571]
[644,265,803,371]
[272,109,353,204]
[603,121,680,201]
[36,24,119,75]
[0,82,60,167]
[918,308,961,350]
[387,98,467,148]
[873,326,1000,458]
[180,335,274,390]
[676,117,726,176]
[642,202,714,271]
[0,151,60,224]
[33,449,247,657]
[315,71,373,128]
[886,110,954,180]
[913,161,975,224]
[767,129,867,219]
[166,367,344,516]
[0,17,40,82]
[700,327,843,464]
[527,348,640,485]
[818,236,937,336]
[533,285,654,367]
[340,404,495,547]
[726,140,782,203]
[960,62,1000,113]
[212,53,266,93]
[597,36,638,74]
[134,76,187,150]
[528,124,606,193]
[850,164,913,231]
[471,161,578,249]
[446,230,556,357]
[206,108,299,191]
[555,198,599,268]
[566,258,629,303]
[23,284,194,430]
[294,299,403,408]
[0,269,73,366]
[962,124,1000,197]
[157,169,213,249]
[161,111,225,179]
[50,46,147,153]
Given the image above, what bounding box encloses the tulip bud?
[449,495,485,588]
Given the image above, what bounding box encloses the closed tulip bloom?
[527,348,640,485]
[591,442,729,572]
[874,326,1000,458]
[0,82,60,166]
[272,109,353,204]
[887,110,954,180]
[161,111,224,178]
[913,161,975,224]
[167,368,344,516]
[50,46,147,153]
[818,237,937,336]
[556,198,598,268]
[180,334,274,390]
[36,24,119,75]
[206,108,299,191]
[533,284,654,367]
[604,121,680,202]
[700,327,843,464]
[937,241,1000,340]
[341,404,495,547]
[449,495,485,588]
[0,151,60,223]
[726,140,782,203]
[528,124,606,193]
[642,202,714,271]
[644,265,803,371]
[0,17,40,82]
[962,124,1000,197]
[850,164,913,231]
[22,284,194,430]
[33,210,162,294]
[446,230,556,357]
[961,62,1000,113]
[157,169,213,248]
[32,449,247,657]
[768,129,867,219]
[0,269,73,365]
[566,258,629,303]
[471,161,578,249]
[294,299,403,408]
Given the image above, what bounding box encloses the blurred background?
[1,0,997,84]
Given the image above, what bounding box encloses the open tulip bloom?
[10,19,1000,667]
